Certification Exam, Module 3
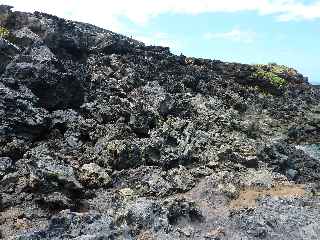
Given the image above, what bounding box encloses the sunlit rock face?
[296,144,320,161]
[1,4,320,240]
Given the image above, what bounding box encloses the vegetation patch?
[251,63,288,88]
[0,26,9,39]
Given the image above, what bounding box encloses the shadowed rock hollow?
[1,5,320,240]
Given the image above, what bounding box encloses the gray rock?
[79,163,111,188]
[0,157,13,178]
[14,210,116,240]
[12,27,43,48]
[0,38,20,72]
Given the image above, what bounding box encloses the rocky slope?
[1,5,320,240]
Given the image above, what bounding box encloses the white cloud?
[275,1,320,21]
[1,0,320,33]
[204,28,257,43]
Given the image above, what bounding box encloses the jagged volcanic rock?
[1,5,320,240]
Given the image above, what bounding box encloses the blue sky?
[1,0,319,83]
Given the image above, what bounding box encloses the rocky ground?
[1,5,320,240]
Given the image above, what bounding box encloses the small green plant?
[268,63,291,75]
[0,26,9,39]
[251,64,287,88]
[252,69,287,87]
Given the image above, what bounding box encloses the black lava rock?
[1,5,320,240]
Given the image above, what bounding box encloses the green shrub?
[269,64,290,75]
[251,64,287,88]
[0,26,9,39]
[252,69,287,87]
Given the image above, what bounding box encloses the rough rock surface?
[1,5,320,240]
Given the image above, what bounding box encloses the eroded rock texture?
[1,5,320,240]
